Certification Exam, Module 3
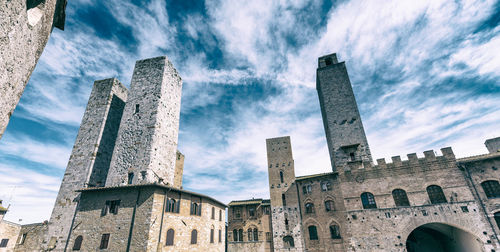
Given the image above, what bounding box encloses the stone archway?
[406,223,484,252]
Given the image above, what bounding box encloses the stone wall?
[106,56,182,187]
[0,220,20,251]
[0,0,66,139]
[14,222,47,252]
[174,151,185,189]
[316,53,372,171]
[68,185,225,251]
[485,137,500,154]
[44,78,127,251]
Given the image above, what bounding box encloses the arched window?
[210,228,214,243]
[166,198,177,213]
[361,192,377,209]
[248,228,253,241]
[427,185,447,204]
[283,235,294,248]
[325,200,334,212]
[166,229,174,246]
[280,171,284,183]
[211,207,215,219]
[190,230,197,244]
[238,229,243,242]
[305,202,315,214]
[392,189,410,207]
[72,235,83,251]
[308,225,318,240]
[481,180,500,198]
[219,209,222,221]
[233,229,238,241]
[495,212,500,230]
[190,202,198,215]
[330,225,341,239]
[253,228,258,241]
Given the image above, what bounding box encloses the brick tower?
[316,53,372,172]
[267,136,305,251]
[106,56,182,186]
[44,78,128,251]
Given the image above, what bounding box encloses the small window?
[495,212,500,230]
[0,239,8,248]
[321,182,332,191]
[282,194,286,206]
[325,200,334,212]
[481,180,500,198]
[249,206,255,217]
[392,189,410,207]
[427,185,447,204]
[280,171,284,183]
[219,209,222,221]
[127,173,134,184]
[234,207,241,219]
[330,225,341,239]
[211,207,215,219]
[19,233,27,245]
[166,229,174,246]
[308,226,318,240]
[263,206,270,215]
[238,229,243,242]
[247,228,253,241]
[305,203,315,214]
[99,234,110,249]
[166,198,179,213]
[218,229,222,243]
[253,228,258,241]
[190,230,197,244]
[361,192,377,209]
[266,232,272,241]
[210,228,214,243]
[109,200,120,214]
[325,57,333,65]
[283,235,294,248]
[303,185,312,194]
[349,152,355,161]
[72,235,83,250]
[233,229,238,242]
[135,104,140,113]
[190,202,201,216]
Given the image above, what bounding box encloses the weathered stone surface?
[316,53,372,171]
[14,222,48,252]
[44,78,127,251]
[485,137,500,153]
[174,151,185,189]
[106,56,182,187]
[0,0,66,140]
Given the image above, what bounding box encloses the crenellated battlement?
[345,147,455,173]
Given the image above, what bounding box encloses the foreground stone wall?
[45,78,127,251]
[0,0,66,139]
[14,222,47,252]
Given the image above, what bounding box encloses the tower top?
[318,53,339,68]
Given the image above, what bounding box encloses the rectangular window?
[100,234,110,249]
[19,234,27,245]
[0,239,8,248]
[210,229,214,243]
[234,208,241,219]
[109,200,120,214]
[219,229,222,243]
[219,209,222,221]
[127,173,134,184]
[266,232,272,241]
[282,194,286,206]
[263,206,270,215]
[249,206,255,217]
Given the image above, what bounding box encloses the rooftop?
[296,172,336,181]
[77,183,227,208]
[457,151,500,163]
[228,198,269,207]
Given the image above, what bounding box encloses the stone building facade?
[0,56,226,251]
[0,0,66,140]
[227,199,273,252]
[228,53,500,251]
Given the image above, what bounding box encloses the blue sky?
[1,0,500,224]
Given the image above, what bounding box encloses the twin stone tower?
[45,56,183,250]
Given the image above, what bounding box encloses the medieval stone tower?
[106,56,182,186]
[316,53,372,172]
[267,136,305,251]
[45,78,127,250]
[44,56,183,251]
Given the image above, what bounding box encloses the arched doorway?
[406,223,483,252]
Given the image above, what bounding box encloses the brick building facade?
[228,53,500,252]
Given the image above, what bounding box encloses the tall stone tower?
[316,53,372,172]
[45,78,127,250]
[267,136,305,251]
[106,56,182,186]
